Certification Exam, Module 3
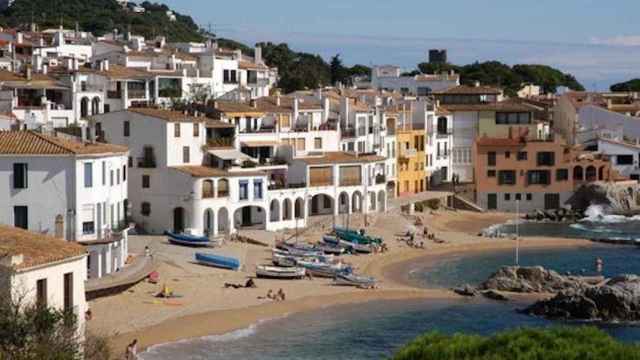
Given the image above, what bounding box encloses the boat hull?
[165,231,211,247]
[195,253,240,270]
[256,266,306,279]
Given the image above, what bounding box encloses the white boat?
[272,248,335,262]
[256,265,306,279]
[271,253,297,267]
[334,273,376,288]
[296,260,351,278]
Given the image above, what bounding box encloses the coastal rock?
[525,274,640,322]
[453,284,478,297]
[479,266,586,293]
[482,290,508,301]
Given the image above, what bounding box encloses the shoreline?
[112,236,594,354]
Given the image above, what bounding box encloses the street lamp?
[515,199,520,266]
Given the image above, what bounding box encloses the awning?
[241,140,279,147]
[207,149,251,161]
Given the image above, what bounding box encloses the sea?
[140,243,640,360]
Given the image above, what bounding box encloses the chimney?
[323,97,330,123]
[72,57,79,71]
[474,80,480,87]
[33,54,43,72]
[16,32,23,44]
[293,97,300,123]
[275,95,281,107]
[234,49,242,60]
[42,64,48,75]
[315,88,322,100]
[103,59,109,71]
[213,100,218,109]
[25,66,32,81]
[254,46,262,64]
[607,99,613,109]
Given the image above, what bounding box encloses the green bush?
[414,202,424,212]
[424,199,441,210]
[393,327,640,360]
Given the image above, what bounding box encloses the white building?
[0,225,88,338]
[0,131,129,279]
[370,65,459,96]
[92,108,388,237]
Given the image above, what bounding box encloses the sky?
[161,0,640,90]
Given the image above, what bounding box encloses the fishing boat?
[315,244,345,255]
[321,235,370,253]
[334,273,376,288]
[195,253,240,270]
[165,231,211,247]
[296,260,351,278]
[334,227,383,245]
[256,265,306,279]
[272,253,298,267]
[272,248,334,262]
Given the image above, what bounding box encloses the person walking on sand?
[596,257,604,272]
[125,339,138,360]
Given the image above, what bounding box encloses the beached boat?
[272,248,334,262]
[321,235,371,253]
[195,253,240,270]
[334,273,376,288]
[296,260,351,278]
[256,265,306,279]
[315,244,345,255]
[334,227,383,245]
[165,231,211,247]
[272,253,298,267]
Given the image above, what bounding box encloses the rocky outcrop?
[453,284,478,297]
[568,183,640,214]
[525,275,640,322]
[478,266,589,293]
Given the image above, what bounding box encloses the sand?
[92,208,592,355]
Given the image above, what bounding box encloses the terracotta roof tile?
[128,108,207,122]
[78,64,153,80]
[170,165,265,178]
[440,101,532,112]
[0,131,128,155]
[434,84,501,95]
[0,225,86,270]
[297,151,385,165]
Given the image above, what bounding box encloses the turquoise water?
[141,246,640,360]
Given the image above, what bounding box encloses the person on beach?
[277,288,286,301]
[125,339,138,360]
[245,278,256,288]
[596,257,604,272]
[266,289,275,300]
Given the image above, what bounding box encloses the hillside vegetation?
[406,61,584,96]
[610,79,640,92]
[393,327,640,360]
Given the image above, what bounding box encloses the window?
[223,69,237,83]
[517,152,527,161]
[296,138,306,151]
[128,157,133,167]
[239,180,249,200]
[504,193,511,201]
[36,279,47,307]
[63,273,73,312]
[174,123,181,137]
[537,152,555,166]
[141,202,151,216]
[527,170,551,185]
[116,169,120,185]
[505,151,511,159]
[102,161,106,185]
[110,170,114,186]
[515,193,522,201]
[13,163,28,189]
[123,121,130,137]
[437,117,448,135]
[314,137,322,150]
[488,152,496,166]
[526,193,532,201]
[84,163,93,187]
[495,112,531,125]
[123,165,127,182]
[617,155,634,165]
[82,221,95,235]
[487,170,496,177]
[254,179,263,199]
[193,123,200,137]
[498,170,516,185]
[14,206,28,229]
[556,169,569,181]
[142,175,150,189]
[183,146,190,163]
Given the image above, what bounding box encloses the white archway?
[270,199,281,222]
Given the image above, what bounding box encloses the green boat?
[334,227,383,245]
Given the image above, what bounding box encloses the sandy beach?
[91,208,593,355]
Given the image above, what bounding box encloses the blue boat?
[165,231,211,247]
[195,252,240,270]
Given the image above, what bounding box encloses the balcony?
[207,137,235,148]
[341,128,356,139]
[107,90,122,99]
[128,90,147,99]
[137,156,157,168]
[247,78,270,87]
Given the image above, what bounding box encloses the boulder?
[482,290,509,302]
[479,266,586,293]
[453,284,478,297]
[525,274,640,322]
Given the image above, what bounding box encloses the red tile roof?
[0,131,128,155]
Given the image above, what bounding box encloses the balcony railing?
[341,128,356,138]
[128,90,147,99]
[137,156,157,168]
[217,189,229,197]
[247,78,270,87]
[207,137,234,148]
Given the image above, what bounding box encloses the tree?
[610,79,640,92]
[330,54,348,86]
[393,327,640,360]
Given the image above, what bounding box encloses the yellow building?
[396,129,426,196]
